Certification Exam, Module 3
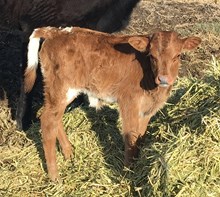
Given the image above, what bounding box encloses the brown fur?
[24,68,36,93]
[24,26,201,181]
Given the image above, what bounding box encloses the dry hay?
[0,0,220,196]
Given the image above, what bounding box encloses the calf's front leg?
[120,101,150,166]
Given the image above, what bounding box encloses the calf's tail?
[24,30,41,93]
[24,27,57,93]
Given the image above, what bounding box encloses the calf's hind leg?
[57,115,73,160]
[41,102,72,181]
[41,106,59,181]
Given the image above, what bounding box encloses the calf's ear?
[183,36,201,50]
[128,37,149,52]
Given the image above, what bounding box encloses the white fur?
[66,88,80,103]
[88,96,100,108]
[66,88,116,108]
[62,27,73,32]
[104,96,116,103]
[27,33,40,70]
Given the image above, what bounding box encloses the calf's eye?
[173,54,181,62]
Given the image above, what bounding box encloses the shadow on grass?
[25,123,48,174]
[81,105,124,171]
[23,103,124,183]
[81,105,156,196]
[79,102,182,196]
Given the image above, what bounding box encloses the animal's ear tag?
[182,36,201,51]
[128,37,149,52]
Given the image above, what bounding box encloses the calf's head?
[128,31,201,87]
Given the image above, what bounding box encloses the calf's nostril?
[158,75,168,83]
[157,75,170,87]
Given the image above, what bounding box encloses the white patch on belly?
[88,96,100,108]
[66,88,116,108]
[104,96,117,103]
[88,95,116,110]
[66,88,80,103]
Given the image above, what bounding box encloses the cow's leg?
[58,90,82,159]
[41,86,79,181]
[41,105,58,181]
[119,100,150,166]
[16,19,40,130]
[56,114,73,160]
[16,41,33,130]
[123,117,150,166]
[40,101,67,182]
[16,84,34,130]
[16,80,27,130]
[41,106,58,181]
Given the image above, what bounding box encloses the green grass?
[1,57,219,197]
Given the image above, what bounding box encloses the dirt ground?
[0,0,219,148]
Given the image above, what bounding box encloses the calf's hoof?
[49,173,61,183]
[124,146,139,167]
[48,167,61,182]
[62,146,74,160]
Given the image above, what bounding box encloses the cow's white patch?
[104,96,116,103]
[62,27,73,32]
[66,88,80,103]
[66,88,116,107]
[88,96,100,108]
[27,36,40,70]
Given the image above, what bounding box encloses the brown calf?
[24,27,201,181]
